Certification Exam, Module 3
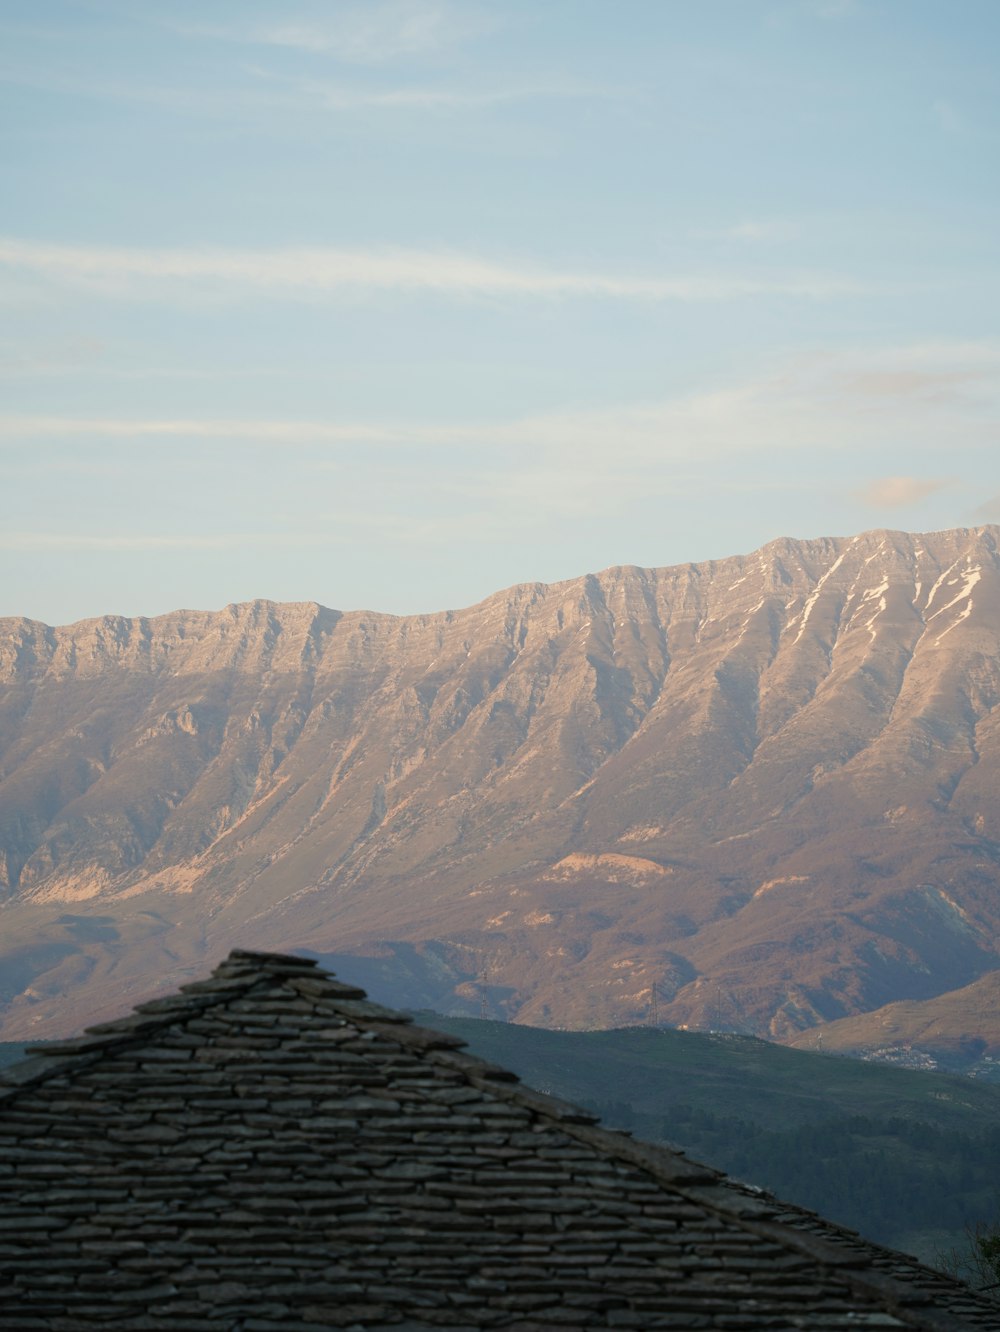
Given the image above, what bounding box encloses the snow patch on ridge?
[858,577,890,643]
[923,557,962,613]
[927,564,981,645]
[736,598,766,643]
[791,549,848,644]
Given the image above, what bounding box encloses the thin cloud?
[2,339,997,469]
[0,519,507,554]
[697,220,798,243]
[0,531,349,552]
[0,359,294,382]
[778,0,860,18]
[0,237,861,305]
[0,533,244,551]
[850,340,1000,371]
[260,70,604,112]
[971,494,1000,522]
[854,476,953,509]
[842,369,987,400]
[806,0,859,15]
[170,1,498,64]
[0,59,597,119]
[2,341,995,556]
[0,416,408,444]
[0,58,287,116]
[766,0,859,27]
[835,343,1000,410]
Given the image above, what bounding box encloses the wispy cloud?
[971,494,1000,523]
[805,0,859,16]
[772,0,860,19]
[854,476,953,508]
[248,66,603,112]
[0,58,283,116]
[840,369,989,402]
[0,416,404,444]
[0,57,569,118]
[834,342,1000,407]
[3,340,997,467]
[696,219,799,243]
[0,517,519,556]
[169,1,498,64]
[0,532,243,551]
[2,341,995,568]
[0,531,347,552]
[0,355,293,383]
[0,237,861,305]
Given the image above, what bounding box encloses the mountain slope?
[785,970,1000,1064]
[2,525,1000,1039]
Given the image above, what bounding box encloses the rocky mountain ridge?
[2,525,1000,1041]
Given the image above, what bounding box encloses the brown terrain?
[2,525,1000,1045]
[785,970,1000,1061]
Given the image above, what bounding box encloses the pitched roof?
[0,949,995,1331]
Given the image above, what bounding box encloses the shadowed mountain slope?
[785,970,1000,1064]
[2,525,1000,1040]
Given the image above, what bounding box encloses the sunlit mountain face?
[2,526,1000,1044]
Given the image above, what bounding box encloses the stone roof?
[0,949,996,1331]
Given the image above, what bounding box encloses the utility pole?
[479,967,489,1021]
[650,980,658,1028]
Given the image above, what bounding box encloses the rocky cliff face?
[2,526,1000,1040]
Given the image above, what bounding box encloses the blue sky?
[2,0,998,625]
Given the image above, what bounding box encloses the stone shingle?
[0,949,996,1331]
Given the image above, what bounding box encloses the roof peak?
[12,948,370,1071]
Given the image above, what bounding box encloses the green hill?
[0,1042,32,1070]
[421,1016,1000,1266]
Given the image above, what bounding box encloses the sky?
[2,0,999,626]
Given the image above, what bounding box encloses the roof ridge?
[0,949,361,1099]
[489,1085,997,1326]
[266,963,1000,1324]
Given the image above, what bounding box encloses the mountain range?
[2,525,999,1046]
